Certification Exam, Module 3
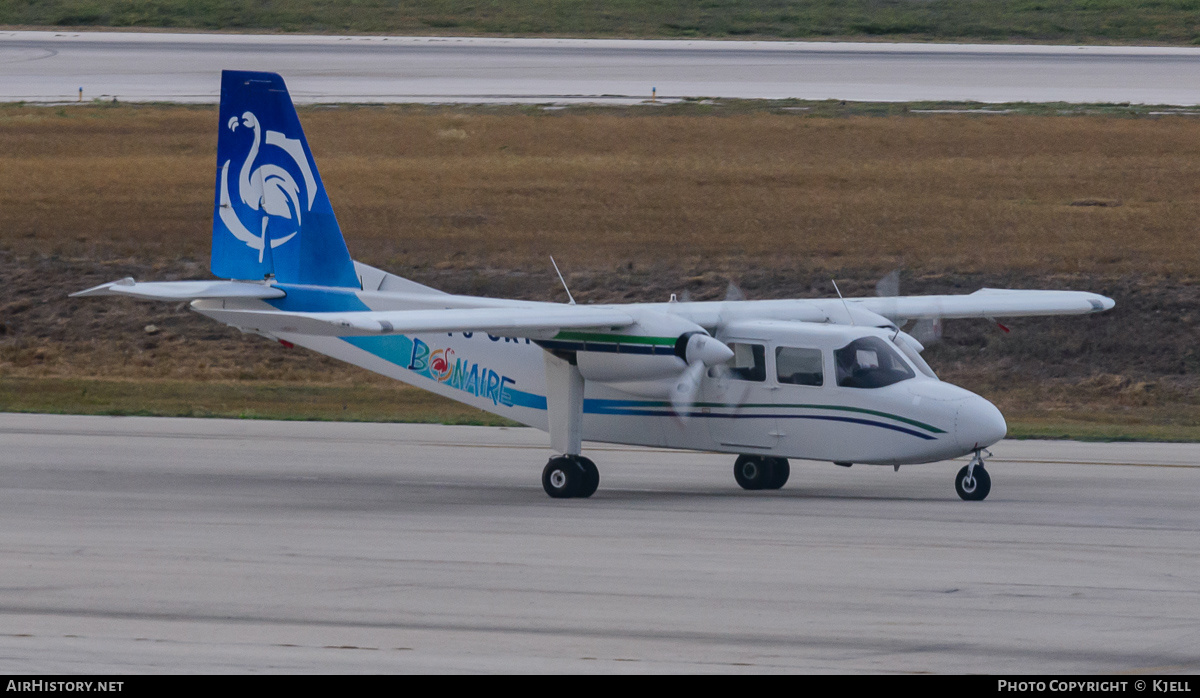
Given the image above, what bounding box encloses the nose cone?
[955,395,1007,452]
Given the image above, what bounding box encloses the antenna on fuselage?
[832,279,854,326]
[550,256,575,305]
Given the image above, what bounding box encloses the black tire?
[955,464,992,501]
[734,455,775,490]
[765,458,790,490]
[577,456,600,499]
[543,456,584,499]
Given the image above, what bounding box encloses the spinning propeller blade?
[875,267,941,348]
[671,333,734,420]
[671,361,706,419]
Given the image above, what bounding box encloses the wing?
[193,304,636,338]
[856,288,1114,321]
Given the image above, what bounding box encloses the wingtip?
[1091,294,1116,312]
[69,277,135,298]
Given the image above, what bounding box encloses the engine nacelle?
[571,311,732,385]
[577,351,687,384]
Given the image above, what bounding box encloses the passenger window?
[726,343,766,382]
[834,336,915,389]
[776,347,823,386]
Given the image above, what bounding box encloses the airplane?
[73,70,1116,501]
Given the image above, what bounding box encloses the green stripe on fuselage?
[552,331,676,346]
[780,403,947,434]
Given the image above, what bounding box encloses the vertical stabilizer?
[212,70,359,288]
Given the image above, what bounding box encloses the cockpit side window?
[776,347,823,386]
[834,336,915,389]
[725,343,766,382]
[894,334,939,380]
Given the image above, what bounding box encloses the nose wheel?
[542,455,599,499]
[955,448,992,501]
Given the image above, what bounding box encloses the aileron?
[859,289,1114,321]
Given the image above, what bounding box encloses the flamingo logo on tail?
[218,111,317,262]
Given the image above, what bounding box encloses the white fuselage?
[194,276,1007,466]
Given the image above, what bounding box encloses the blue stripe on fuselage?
[581,404,937,440]
[506,388,548,410]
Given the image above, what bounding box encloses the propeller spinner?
[672,332,734,418]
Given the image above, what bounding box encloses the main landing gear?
[955,448,992,501]
[541,353,597,499]
[733,454,790,490]
[542,455,600,499]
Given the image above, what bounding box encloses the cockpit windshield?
[834,336,916,389]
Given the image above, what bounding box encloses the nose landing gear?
[955,448,992,501]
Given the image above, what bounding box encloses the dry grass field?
[2,102,1198,438]
[5,103,1200,275]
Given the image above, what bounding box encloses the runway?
[0,412,1196,673]
[5,30,1200,104]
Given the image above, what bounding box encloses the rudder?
[212,70,358,288]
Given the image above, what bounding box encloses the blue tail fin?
[212,70,359,288]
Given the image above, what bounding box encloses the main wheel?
[734,455,775,490]
[765,458,790,490]
[955,464,992,501]
[543,456,584,499]
[577,456,600,499]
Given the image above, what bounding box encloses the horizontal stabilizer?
[71,278,285,301]
[859,289,1114,321]
[194,305,636,338]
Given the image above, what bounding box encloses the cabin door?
[702,339,777,450]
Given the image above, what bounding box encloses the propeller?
[875,269,901,298]
[689,279,752,421]
[671,332,734,419]
[875,267,941,348]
